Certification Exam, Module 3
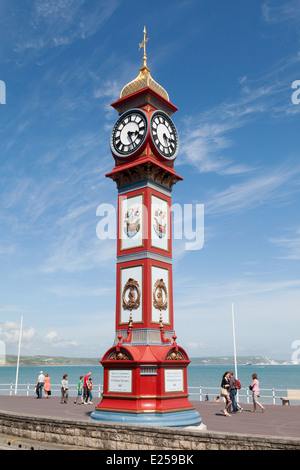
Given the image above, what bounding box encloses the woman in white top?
[61,374,69,404]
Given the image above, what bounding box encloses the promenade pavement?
[0,396,299,440]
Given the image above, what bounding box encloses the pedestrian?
[83,371,91,404]
[61,374,69,404]
[250,373,265,413]
[89,377,93,405]
[228,371,238,413]
[220,371,232,417]
[36,371,45,399]
[44,373,51,398]
[74,376,84,404]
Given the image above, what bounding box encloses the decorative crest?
[153,278,168,311]
[122,278,141,311]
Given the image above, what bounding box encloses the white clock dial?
[150,111,178,159]
[111,109,148,157]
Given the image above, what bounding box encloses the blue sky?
[0,0,300,360]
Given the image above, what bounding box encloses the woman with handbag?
[44,373,51,398]
[221,371,232,417]
[250,373,265,413]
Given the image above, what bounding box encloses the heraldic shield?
[123,206,140,239]
[153,208,167,239]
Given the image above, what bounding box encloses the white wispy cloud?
[175,277,300,310]
[0,244,16,256]
[94,80,121,100]
[0,305,27,314]
[44,330,77,348]
[0,321,36,345]
[205,162,300,216]
[262,0,300,25]
[41,229,116,273]
[49,285,114,298]
[179,50,300,175]
[1,130,111,225]
[179,107,253,175]
[269,227,300,260]
[14,0,120,57]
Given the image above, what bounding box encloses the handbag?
[221,387,228,397]
[48,390,51,396]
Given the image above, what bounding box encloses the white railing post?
[272,388,276,405]
[199,386,202,402]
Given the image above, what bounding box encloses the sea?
[1,364,300,404]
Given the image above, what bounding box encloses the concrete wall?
[0,410,299,450]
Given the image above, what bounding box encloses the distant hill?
[1,354,292,367]
[3,355,101,367]
[190,356,292,366]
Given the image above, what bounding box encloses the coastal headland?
[1,355,293,367]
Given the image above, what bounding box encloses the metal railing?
[0,383,103,398]
[188,386,291,405]
[1,383,298,405]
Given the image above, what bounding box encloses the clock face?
[111,109,148,157]
[150,111,178,159]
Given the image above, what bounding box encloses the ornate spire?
[139,26,150,72]
[120,26,169,102]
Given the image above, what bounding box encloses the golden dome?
[120,27,169,102]
[120,67,169,101]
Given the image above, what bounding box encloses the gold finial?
[139,26,150,71]
[119,25,169,101]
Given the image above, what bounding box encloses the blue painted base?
[89,408,202,428]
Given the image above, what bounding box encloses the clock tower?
[91,28,202,428]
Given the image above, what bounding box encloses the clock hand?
[127,130,139,142]
[163,133,168,146]
[163,133,174,146]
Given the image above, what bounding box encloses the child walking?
[74,376,84,404]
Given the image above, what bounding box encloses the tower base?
[90,408,202,428]
[93,343,203,428]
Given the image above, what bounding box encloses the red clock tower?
[91,28,201,427]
